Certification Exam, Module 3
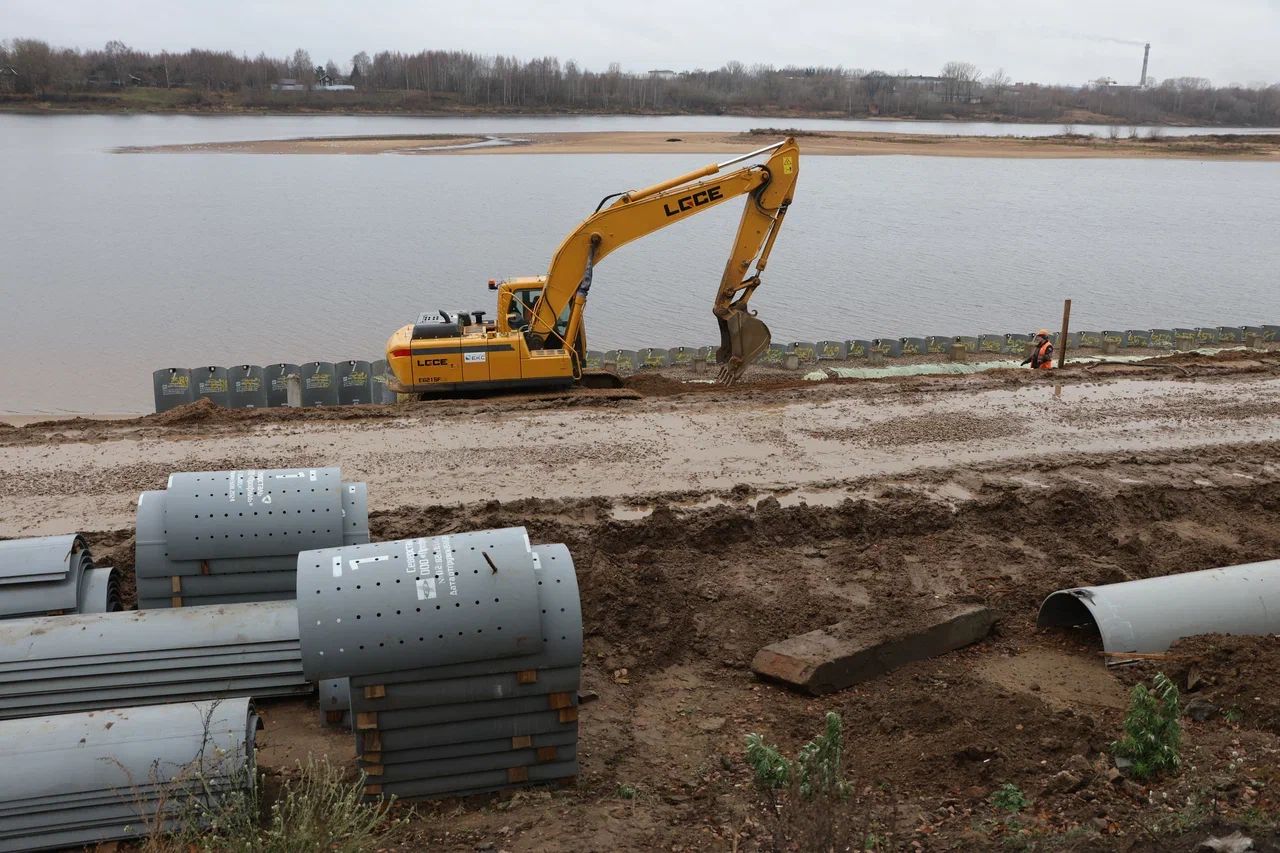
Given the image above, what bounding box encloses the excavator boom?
[528,138,800,383]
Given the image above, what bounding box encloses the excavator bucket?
[715,307,772,385]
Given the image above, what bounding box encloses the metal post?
[1057,299,1072,369]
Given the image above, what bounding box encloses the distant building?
[315,84,355,91]
[648,69,677,80]
[270,78,306,92]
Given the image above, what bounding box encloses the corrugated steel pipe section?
[1037,559,1280,664]
[320,677,352,728]
[297,528,583,800]
[0,534,122,619]
[135,469,369,609]
[0,601,308,720]
[0,697,259,853]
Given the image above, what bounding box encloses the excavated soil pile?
[1160,634,1280,734]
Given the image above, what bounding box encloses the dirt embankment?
[117,129,1280,160]
[6,352,1280,849]
[72,443,1280,851]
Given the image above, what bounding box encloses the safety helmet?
[1036,329,1051,338]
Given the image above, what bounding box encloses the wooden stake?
[362,685,386,700]
[1057,298,1072,369]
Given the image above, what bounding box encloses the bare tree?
[983,67,1010,97]
[290,48,313,82]
[861,70,890,107]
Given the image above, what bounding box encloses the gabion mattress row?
[0,601,308,720]
[0,534,121,619]
[135,468,369,609]
[299,528,583,800]
[0,698,259,853]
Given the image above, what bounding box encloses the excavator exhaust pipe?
[715,308,772,385]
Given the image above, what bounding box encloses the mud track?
[4,354,1280,850]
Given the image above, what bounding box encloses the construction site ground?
[3,349,1280,851]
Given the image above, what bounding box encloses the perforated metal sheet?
[370,744,579,785]
[342,482,371,546]
[152,367,194,413]
[229,364,268,409]
[137,570,298,598]
[136,490,309,579]
[320,678,351,713]
[0,675,304,719]
[193,365,231,407]
[349,544,581,687]
[266,363,300,408]
[78,567,122,613]
[0,534,82,585]
[301,362,339,407]
[357,709,573,754]
[362,730,577,768]
[0,640,299,677]
[297,528,543,682]
[165,468,343,560]
[0,698,253,801]
[138,590,297,609]
[350,666,579,713]
[4,648,301,684]
[376,760,576,800]
[0,601,300,666]
[0,699,256,849]
[366,693,578,731]
[338,360,373,406]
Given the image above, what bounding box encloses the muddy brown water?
[4,114,1280,414]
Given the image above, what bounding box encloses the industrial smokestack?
[1139,43,1150,88]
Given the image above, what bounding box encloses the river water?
[2,114,1279,413]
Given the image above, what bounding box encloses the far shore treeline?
[2,38,1278,126]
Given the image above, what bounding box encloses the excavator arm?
[526,137,799,384]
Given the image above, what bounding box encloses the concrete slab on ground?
[752,604,997,695]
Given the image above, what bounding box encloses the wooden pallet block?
[361,750,382,763]
[536,746,558,763]
[365,783,383,796]
[364,763,384,777]
[547,692,573,710]
[170,596,182,608]
[199,560,211,576]
[355,711,378,731]
[170,576,182,594]
[516,669,538,685]
[558,707,579,724]
[511,735,533,749]
[507,766,529,784]
[363,731,382,752]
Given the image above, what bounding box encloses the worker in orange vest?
[1021,329,1055,369]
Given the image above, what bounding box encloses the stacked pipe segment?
[297,527,582,799]
[0,534,121,619]
[135,469,369,609]
[0,601,307,720]
[0,697,259,853]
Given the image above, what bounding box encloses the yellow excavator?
[385,137,799,395]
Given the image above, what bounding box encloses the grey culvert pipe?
[0,697,259,852]
[1037,559,1280,664]
[0,534,120,618]
[0,601,308,720]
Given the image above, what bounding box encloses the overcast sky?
[6,0,1278,87]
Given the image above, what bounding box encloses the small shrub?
[746,711,849,800]
[616,783,637,800]
[1112,672,1182,780]
[990,782,1029,814]
[161,757,399,853]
